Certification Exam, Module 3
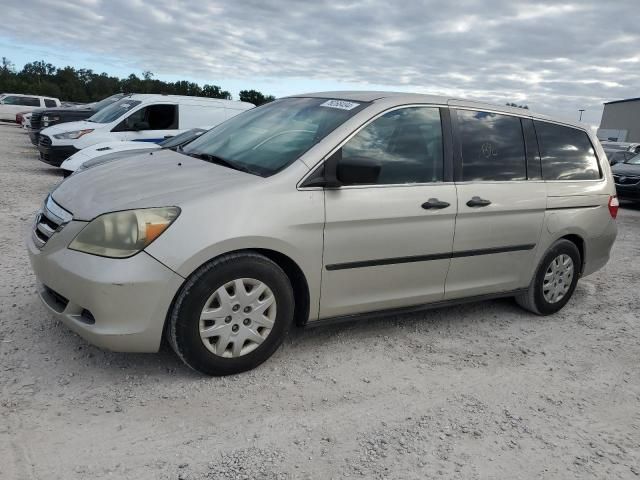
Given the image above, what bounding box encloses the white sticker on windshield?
[121,103,132,109]
[320,99,360,111]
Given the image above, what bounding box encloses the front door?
[320,106,457,319]
[445,108,546,299]
[114,104,180,143]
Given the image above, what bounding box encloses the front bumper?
[38,144,79,167]
[27,220,184,352]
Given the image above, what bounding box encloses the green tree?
[202,84,232,99]
[239,89,275,106]
[1,57,15,73]
[0,58,257,105]
[506,102,529,109]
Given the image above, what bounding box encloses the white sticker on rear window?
[320,99,360,111]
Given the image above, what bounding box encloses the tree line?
[0,58,275,106]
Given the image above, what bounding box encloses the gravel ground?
[0,122,639,480]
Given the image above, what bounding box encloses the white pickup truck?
[0,94,61,121]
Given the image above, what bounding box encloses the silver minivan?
[28,92,618,375]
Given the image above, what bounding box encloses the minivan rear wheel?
[516,239,581,315]
[168,252,294,375]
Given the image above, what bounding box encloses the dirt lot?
[0,122,638,480]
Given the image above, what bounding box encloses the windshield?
[160,128,206,149]
[626,153,640,165]
[182,97,369,176]
[87,99,141,123]
[92,94,127,112]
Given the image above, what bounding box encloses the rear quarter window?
[534,121,601,180]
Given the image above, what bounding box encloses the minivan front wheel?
[168,252,294,375]
[516,239,581,315]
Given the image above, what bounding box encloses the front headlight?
[53,129,94,140]
[69,207,180,258]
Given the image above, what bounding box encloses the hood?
[78,147,158,171]
[41,120,97,136]
[51,149,254,220]
[39,106,94,115]
[82,141,158,155]
[611,162,640,176]
[60,141,158,172]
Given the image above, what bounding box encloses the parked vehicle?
[16,111,29,125]
[29,93,127,146]
[60,128,207,175]
[601,141,640,154]
[21,112,33,129]
[606,149,636,165]
[611,153,640,202]
[38,94,253,166]
[0,94,60,121]
[27,92,617,375]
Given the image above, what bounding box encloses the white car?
[60,128,208,175]
[0,94,60,121]
[38,94,254,167]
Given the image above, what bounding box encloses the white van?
[59,128,208,174]
[37,94,254,166]
[0,94,61,121]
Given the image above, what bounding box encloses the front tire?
[168,252,294,375]
[516,239,581,315]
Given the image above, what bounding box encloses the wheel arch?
[559,233,585,275]
[166,247,312,337]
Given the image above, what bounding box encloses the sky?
[1,0,639,127]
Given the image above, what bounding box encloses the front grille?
[32,195,72,249]
[39,135,52,147]
[613,175,640,186]
[31,111,43,130]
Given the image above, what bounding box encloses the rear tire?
[168,252,294,375]
[516,239,581,315]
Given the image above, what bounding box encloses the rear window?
[456,109,527,181]
[534,121,600,180]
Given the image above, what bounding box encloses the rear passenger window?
[339,106,443,185]
[21,97,41,107]
[456,110,526,181]
[534,121,600,180]
[44,99,57,108]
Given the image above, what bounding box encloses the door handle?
[421,198,450,210]
[466,196,492,207]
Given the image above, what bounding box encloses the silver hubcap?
[199,278,276,358]
[542,254,574,304]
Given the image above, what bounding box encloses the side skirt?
[303,289,528,329]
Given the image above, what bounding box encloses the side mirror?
[337,154,381,185]
[301,149,381,188]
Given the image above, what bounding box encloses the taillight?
[608,195,619,219]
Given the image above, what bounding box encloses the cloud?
[2,0,639,124]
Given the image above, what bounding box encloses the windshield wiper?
[185,152,257,175]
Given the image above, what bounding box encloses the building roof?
[603,97,640,105]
